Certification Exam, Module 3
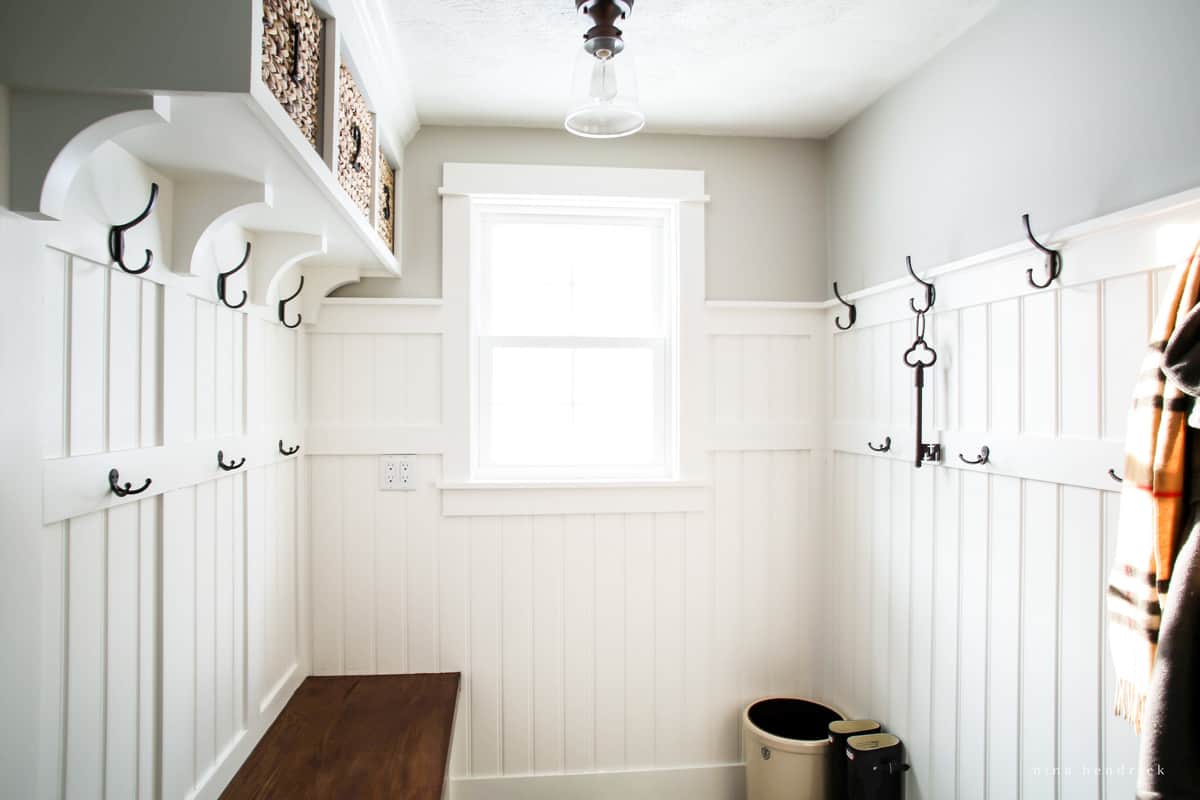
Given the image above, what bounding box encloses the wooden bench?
[221,673,460,799]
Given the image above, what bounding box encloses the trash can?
[846,733,907,800]
[828,720,881,799]
[743,697,845,800]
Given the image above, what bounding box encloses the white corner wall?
[6,143,312,799]
[821,191,1200,799]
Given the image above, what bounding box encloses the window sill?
[437,479,710,517]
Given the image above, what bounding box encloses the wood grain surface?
[221,673,460,800]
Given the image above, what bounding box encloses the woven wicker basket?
[376,149,396,249]
[261,0,324,151]
[337,64,375,221]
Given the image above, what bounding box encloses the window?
[472,200,678,480]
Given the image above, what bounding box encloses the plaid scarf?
[1108,243,1200,733]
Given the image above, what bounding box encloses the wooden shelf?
[221,673,460,799]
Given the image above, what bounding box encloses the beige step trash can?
[743,697,845,800]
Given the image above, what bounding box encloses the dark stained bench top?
[221,673,460,800]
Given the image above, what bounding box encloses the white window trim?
[440,162,709,487]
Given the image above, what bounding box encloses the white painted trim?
[830,182,1200,303]
[706,299,831,311]
[306,425,447,455]
[439,481,709,517]
[321,297,445,306]
[448,763,745,800]
[441,162,705,202]
[42,431,304,524]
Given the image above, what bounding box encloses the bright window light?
[473,202,678,480]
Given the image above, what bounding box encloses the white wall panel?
[42,228,308,800]
[307,300,824,783]
[825,222,1171,795]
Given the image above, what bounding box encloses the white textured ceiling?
[383,0,998,139]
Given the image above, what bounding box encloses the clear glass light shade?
[565,46,644,138]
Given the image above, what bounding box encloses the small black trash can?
[828,720,881,799]
[846,733,907,800]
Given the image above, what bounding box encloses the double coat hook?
[217,450,246,471]
[109,468,152,497]
[1023,213,1062,289]
[108,182,159,275]
[278,276,304,329]
[958,446,990,465]
[833,282,857,330]
[216,242,250,309]
[905,256,935,314]
[279,440,301,457]
[868,437,892,453]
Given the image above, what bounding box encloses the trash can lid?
[829,719,880,736]
[847,733,900,752]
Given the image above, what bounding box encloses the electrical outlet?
[380,455,416,491]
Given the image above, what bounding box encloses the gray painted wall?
[343,126,827,300]
[828,0,1200,292]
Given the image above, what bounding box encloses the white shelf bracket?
[171,177,273,276]
[6,91,170,220]
[300,264,363,325]
[247,230,327,307]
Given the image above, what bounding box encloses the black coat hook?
[217,450,246,471]
[109,468,152,497]
[108,182,159,275]
[351,124,364,172]
[1109,468,1123,483]
[216,242,250,309]
[868,437,892,453]
[833,282,857,330]
[278,276,304,329]
[958,445,990,465]
[1023,213,1062,289]
[905,256,935,314]
[279,440,300,457]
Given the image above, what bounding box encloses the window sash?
[475,336,671,479]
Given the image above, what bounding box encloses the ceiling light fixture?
[565,0,645,139]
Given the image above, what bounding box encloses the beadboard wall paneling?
[307,300,826,783]
[821,202,1200,800]
[39,245,310,800]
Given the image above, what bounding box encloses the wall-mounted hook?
[905,256,935,314]
[1109,468,1123,483]
[868,437,892,453]
[108,182,159,275]
[833,281,857,331]
[216,242,250,309]
[217,450,246,471]
[350,124,364,172]
[109,468,152,497]
[278,275,304,329]
[958,446,990,465]
[279,440,300,457]
[1023,213,1062,289]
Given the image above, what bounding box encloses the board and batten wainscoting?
[822,189,1200,800]
[306,290,828,798]
[31,144,312,800]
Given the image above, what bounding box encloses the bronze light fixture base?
[576,0,633,58]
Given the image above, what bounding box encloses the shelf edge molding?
[7,90,171,220]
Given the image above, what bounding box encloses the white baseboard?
[448,763,745,800]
